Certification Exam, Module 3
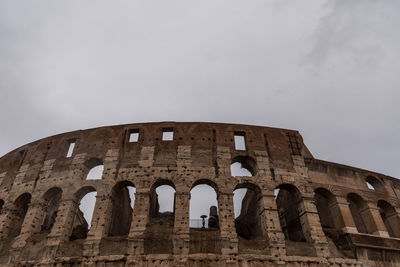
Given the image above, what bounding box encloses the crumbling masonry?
[0,122,400,266]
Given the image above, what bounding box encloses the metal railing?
[189,217,219,229]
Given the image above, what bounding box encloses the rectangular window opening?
[66,139,76,158]
[162,128,174,141]
[234,132,246,150]
[129,129,139,143]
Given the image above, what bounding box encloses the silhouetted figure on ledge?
[208,206,219,229]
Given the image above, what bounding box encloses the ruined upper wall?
[0,122,397,194]
[0,122,311,190]
[0,122,399,266]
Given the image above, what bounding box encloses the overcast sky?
[1,0,399,182]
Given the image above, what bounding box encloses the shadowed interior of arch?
[233,186,265,241]
[230,156,256,177]
[108,182,135,237]
[347,193,369,234]
[70,190,97,241]
[40,188,62,233]
[378,200,400,238]
[276,185,306,242]
[8,193,31,240]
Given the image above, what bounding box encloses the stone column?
[216,146,231,177]
[0,203,16,241]
[360,202,389,237]
[44,198,77,259]
[328,196,358,234]
[298,196,329,258]
[173,191,190,255]
[260,192,286,258]
[127,190,150,255]
[83,194,113,256]
[218,192,237,255]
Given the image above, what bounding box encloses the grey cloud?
[0,0,399,179]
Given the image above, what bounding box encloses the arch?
[144,179,176,254]
[377,200,400,238]
[149,179,176,217]
[70,187,97,241]
[231,156,257,177]
[233,183,264,240]
[40,187,62,233]
[366,176,385,192]
[347,193,369,234]
[108,181,135,237]
[84,158,104,180]
[74,186,97,200]
[314,188,336,230]
[84,157,103,169]
[191,179,218,194]
[9,193,31,239]
[190,179,219,229]
[86,165,104,180]
[275,184,306,242]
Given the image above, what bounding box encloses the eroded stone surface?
[0,122,399,266]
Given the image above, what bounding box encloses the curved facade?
[0,122,399,266]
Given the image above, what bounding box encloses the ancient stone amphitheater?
[0,122,399,266]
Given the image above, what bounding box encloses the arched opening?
[378,200,400,238]
[234,183,268,254]
[190,180,219,229]
[189,179,221,254]
[314,188,353,257]
[231,156,256,177]
[347,193,368,234]
[70,187,97,241]
[40,187,62,233]
[108,181,135,237]
[149,179,175,221]
[276,184,306,242]
[314,188,336,230]
[234,183,263,239]
[9,193,31,239]
[145,179,176,254]
[86,166,104,180]
[366,176,385,192]
[84,158,104,180]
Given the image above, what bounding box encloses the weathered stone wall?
[0,122,399,266]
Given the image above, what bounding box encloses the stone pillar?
[44,198,77,259]
[127,190,150,255]
[328,197,358,234]
[298,197,330,258]
[360,202,389,237]
[0,203,16,241]
[173,191,190,255]
[260,192,286,258]
[83,194,112,256]
[218,192,237,255]
[12,201,45,249]
[216,146,231,177]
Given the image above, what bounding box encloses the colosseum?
[0,122,399,266]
